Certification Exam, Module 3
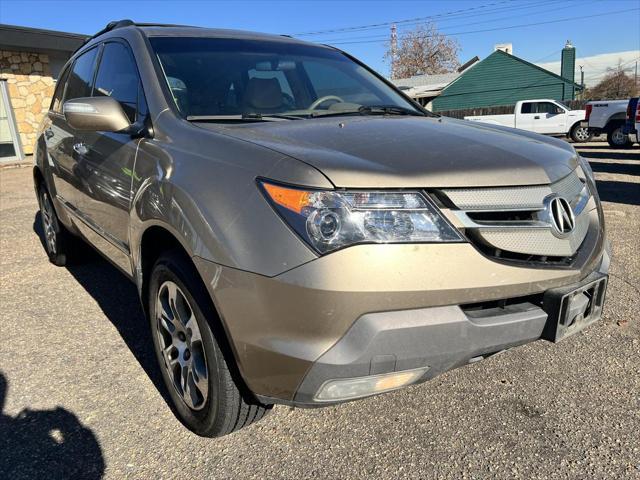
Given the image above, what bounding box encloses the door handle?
[534,115,540,119]
[73,142,89,155]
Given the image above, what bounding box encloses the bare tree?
[585,61,638,100]
[386,22,460,79]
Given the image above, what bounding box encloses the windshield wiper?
[242,112,304,121]
[186,113,302,122]
[310,105,425,118]
[357,105,425,116]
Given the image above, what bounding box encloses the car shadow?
[576,143,630,150]
[579,150,640,161]
[588,161,640,176]
[595,179,640,206]
[0,371,105,480]
[32,214,172,410]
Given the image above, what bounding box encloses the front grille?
[439,169,593,263]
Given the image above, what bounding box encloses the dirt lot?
[0,142,638,479]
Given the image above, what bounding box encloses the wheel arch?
[33,165,44,191]
[136,223,255,399]
[604,113,626,132]
[569,120,583,132]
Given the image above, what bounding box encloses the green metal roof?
[432,50,582,112]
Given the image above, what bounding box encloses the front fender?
[128,127,328,282]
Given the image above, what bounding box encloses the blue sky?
[1,0,638,76]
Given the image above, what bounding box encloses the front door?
[72,40,147,270]
[531,102,567,135]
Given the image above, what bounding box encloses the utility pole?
[579,65,584,100]
[390,23,398,79]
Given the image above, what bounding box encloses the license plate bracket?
[542,274,608,342]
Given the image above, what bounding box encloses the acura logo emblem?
[546,196,575,237]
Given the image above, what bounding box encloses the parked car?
[623,97,639,145]
[580,99,632,148]
[34,20,610,437]
[464,99,591,142]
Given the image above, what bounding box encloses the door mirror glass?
[63,96,131,132]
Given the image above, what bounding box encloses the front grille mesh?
[442,169,584,211]
[475,212,590,257]
[440,169,592,262]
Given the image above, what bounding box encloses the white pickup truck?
[580,99,633,148]
[465,99,591,142]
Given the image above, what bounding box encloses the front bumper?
[194,222,608,405]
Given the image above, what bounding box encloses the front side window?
[64,47,99,102]
[150,37,421,119]
[93,42,142,122]
[537,102,560,114]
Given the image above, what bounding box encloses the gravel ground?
[0,142,638,479]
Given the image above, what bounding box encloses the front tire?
[607,125,632,148]
[570,124,592,143]
[148,251,271,437]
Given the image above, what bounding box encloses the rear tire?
[607,125,632,148]
[37,184,74,266]
[148,250,271,437]
[570,124,592,143]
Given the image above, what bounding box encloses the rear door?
[47,47,99,210]
[72,40,147,271]
[516,101,536,131]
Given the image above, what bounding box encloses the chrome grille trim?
[440,169,592,259]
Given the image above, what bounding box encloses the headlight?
[259,180,463,254]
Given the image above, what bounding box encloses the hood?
[199,116,578,188]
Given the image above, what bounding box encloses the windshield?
[150,37,423,119]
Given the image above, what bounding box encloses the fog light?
[313,367,429,402]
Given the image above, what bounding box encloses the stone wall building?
[0,24,87,162]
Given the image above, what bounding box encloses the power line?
[292,0,527,36]
[313,0,585,44]
[324,8,639,46]
[582,56,640,80]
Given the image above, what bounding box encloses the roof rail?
[76,20,200,51]
[77,19,135,49]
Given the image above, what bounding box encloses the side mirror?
[63,97,131,132]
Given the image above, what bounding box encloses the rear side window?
[93,42,141,122]
[64,47,99,101]
[50,66,70,113]
[521,102,534,114]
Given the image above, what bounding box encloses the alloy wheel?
[574,127,590,142]
[156,280,209,410]
[611,128,627,145]
[40,190,57,255]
